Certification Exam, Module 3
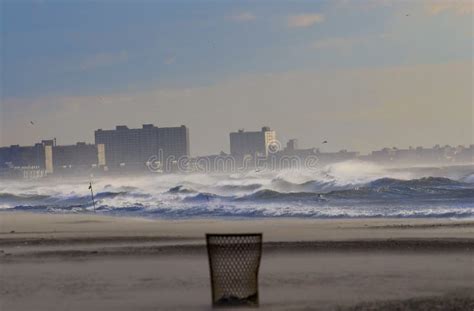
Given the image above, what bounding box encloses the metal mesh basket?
[206,233,263,308]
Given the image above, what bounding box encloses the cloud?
[288,13,325,28]
[427,0,473,15]
[79,51,128,71]
[229,12,256,22]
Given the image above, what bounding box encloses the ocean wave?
[6,202,474,219]
[183,192,222,202]
[1,163,473,219]
[236,189,324,202]
[215,183,262,192]
[167,185,196,194]
[0,193,50,202]
[461,173,474,183]
[368,176,466,189]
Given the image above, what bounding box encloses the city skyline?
[1,122,472,158]
[1,0,473,155]
[1,121,472,179]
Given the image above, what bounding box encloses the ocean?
[1,161,473,219]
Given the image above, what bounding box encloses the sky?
[0,0,472,156]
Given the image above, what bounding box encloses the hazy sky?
[1,0,472,155]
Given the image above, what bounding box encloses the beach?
[0,212,473,310]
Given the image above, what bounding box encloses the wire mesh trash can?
[206,233,263,308]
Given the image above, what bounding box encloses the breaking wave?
[1,162,473,219]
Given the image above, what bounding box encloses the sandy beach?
[0,212,473,310]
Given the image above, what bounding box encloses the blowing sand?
[0,212,473,310]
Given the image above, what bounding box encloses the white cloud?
[229,12,256,22]
[427,0,473,15]
[288,13,325,28]
[79,51,128,71]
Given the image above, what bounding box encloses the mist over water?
[1,161,473,219]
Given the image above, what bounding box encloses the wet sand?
[0,212,473,310]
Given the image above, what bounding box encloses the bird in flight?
[322,140,328,144]
[30,121,34,125]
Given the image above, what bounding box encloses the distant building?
[370,147,397,163]
[286,139,299,151]
[94,124,189,171]
[52,142,101,174]
[188,152,235,173]
[0,141,53,179]
[316,149,359,164]
[366,144,474,165]
[279,140,358,167]
[230,126,276,158]
[0,143,48,169]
